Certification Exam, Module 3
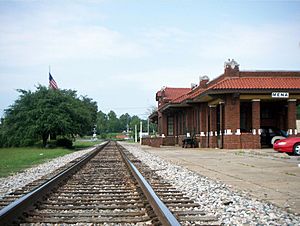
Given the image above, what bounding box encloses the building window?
[167,116,174,136]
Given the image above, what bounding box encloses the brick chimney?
[199,75,209,88]
[224,59,240,77]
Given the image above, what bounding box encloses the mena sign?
[271,92,289,98]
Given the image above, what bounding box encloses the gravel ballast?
[120,142,300,225]
[1,141,299,225]
[0,146,97,199]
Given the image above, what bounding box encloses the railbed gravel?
[120,142,300,225]
[0,145,98,199]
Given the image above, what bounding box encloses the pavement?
[137,144,300,215]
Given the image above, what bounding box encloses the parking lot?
[139,145,300,215]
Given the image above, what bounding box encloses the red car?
[273,137,300,156]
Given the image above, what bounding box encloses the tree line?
[0,86,156,148]
[96,110,156,138]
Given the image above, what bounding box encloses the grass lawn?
[73,139,104,150]
[0,147,73,178]
[0,140,105,178]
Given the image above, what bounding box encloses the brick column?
[223,94,241,149]
[219,102,224,149]
[186,108,193,134]
[252,99,260,131]
[288,99,297,136]
[209,105,217,148]
[174,114,178,144]
[199,104,207,147]
[251,99,261,148]
[158,111,162,135]
[161,113,168,137]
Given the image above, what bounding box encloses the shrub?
[56,138,73,149]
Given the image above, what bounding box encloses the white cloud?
[0,2,147,67]
[114,67,200,92]
[1,1,299,119]
[195,23,300,67]
[139,27,193,53]
[0,25,147,66]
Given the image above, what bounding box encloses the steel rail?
[0,141,109,225]
[118,144,181,226]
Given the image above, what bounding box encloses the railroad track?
[0,141,219,225]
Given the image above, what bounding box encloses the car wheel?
[293,143,300,156]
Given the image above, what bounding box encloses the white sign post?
[134,125,137,143]
[140,121,143,145]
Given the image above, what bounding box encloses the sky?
[0,0,299,119]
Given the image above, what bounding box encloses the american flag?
[49,73,58,90]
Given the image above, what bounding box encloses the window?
[167,116,174,136]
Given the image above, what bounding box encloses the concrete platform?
[137,144,300,215]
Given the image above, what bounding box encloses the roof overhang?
[158,88,300,112]
[159,102,191,113]
[149,111,158,119]
[191,88,300,102]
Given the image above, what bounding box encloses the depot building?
[148,60,300,149]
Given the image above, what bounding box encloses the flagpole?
[49,65,51,74]
[48,65,50,89]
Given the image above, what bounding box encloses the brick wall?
[224,94,240,131]
[288,100,296,134]
[240,133,261,149]
[178,135,185,147]
[141,137,151,146]
[141,137,163,148]
[223,94,241,148]
[162,136,175,146]
[161,113,168,136]
[252,100,260,132]
[209,106,217,148]
[199,104,208,148]
[198,136,207,148]
[223,135,241,149]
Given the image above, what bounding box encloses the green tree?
[96,111,108,134]
[0,86,97,147]
[119,113,131,132]
[129,115,140,132]
[107,110,120,132]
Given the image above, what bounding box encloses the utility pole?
[140,121,143,145]
[134,125,137,143]
[147,118,150,135]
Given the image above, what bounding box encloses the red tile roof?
[240,71,300,77]
[157,87,191,109]
[171,86,205,103]
[156,70,300,111]
[161,87,191,100]
[211,77,300,90]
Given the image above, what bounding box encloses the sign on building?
[271,92,289,98]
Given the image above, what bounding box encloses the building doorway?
[260,101,288,147]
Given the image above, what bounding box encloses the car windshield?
[261,127,288,137]
[280,130,288,137]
